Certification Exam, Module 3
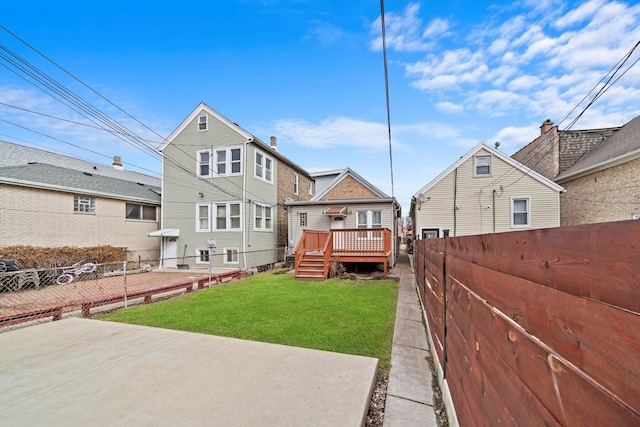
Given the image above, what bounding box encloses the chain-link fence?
[0,258,246,331]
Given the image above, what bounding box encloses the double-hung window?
[474,155,492,177]
[74,195,95,213]
[196,204,210,232]
[198,114,208,131]
[511,197,531,227]
[255,151,273,183]
[293,172,299,195]
[197,149,211,177]
[254,203,273,231]
[196,249,210,264]
[224,248,239,264]
[216,147,242,176]
[215,202,241,230]
[356,210,383,239]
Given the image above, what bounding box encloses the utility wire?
[379,0,395,199]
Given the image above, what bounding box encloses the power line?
[379,0,395,199]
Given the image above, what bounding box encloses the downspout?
[243,138,250,269]
[453,168,458,237]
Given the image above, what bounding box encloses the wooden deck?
[294,229,392,281]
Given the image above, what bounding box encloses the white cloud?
[271,116,399,150]
[436,101,464,113]
[369,3,442,52]
[386,0,640,128]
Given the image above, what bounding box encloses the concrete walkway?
[384,253,439,426]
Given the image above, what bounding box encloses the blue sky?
[1,0,639,214]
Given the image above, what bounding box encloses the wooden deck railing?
[331,228,391,255]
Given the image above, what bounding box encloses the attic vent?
[137,182,144,186]
[27,162,38,164]
[83,172,93,176]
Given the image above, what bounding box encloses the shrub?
[0,245,127,268]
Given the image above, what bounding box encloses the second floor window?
[254,204,273,231]
[215,202,241,230]
[294,172,299,195]
[216,147,242,176]
[197,149,211,177]
[196,204,210,231]
[255,151,273,183]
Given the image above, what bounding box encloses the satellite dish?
[418,194,426,203]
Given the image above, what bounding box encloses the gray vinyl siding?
[415,148,560,238]
[161,109,278,269]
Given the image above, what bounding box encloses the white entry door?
[164,239,178,268]
[331,216,345,250]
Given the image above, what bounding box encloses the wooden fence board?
[447,315,519,426]
[446,220,640,312]
[451,278,640,426]
[449,279,563,426]
[448,256,640,410]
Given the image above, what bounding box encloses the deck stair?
[295,251,326,281]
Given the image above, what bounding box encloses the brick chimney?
[540,119,554,135]
[270,136,277,151]
[112,155,123,170]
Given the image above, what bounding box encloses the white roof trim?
[412,142,564,198]
[159,102,254,152]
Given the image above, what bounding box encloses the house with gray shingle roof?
[0,140,162,259]
[512,117,640,225]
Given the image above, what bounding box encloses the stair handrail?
[321,232,334,279]
[293,232,307,272]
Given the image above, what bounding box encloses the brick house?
[286,168,401,280]
[0,141,162,260]
[512,117,640,225]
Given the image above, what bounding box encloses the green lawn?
[97,270,399,372]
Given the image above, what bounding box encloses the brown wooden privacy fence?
[414,219,640,426]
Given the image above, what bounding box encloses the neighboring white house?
[409,142,564,239]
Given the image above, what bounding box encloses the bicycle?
[56,260,98,285]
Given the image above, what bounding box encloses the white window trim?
[356,210,383,240]
[74,195,95,214]
[223,247,239,265]
[293,172,299,195]
[196,149,212,177]
[511,197,531,228]
[308,181,313,196]
[254,203,273,232]
[196,203,211,232]
[214,146,243,177]
[474,155,492,177]
[198,114,208,131]
[254,150,274,183]
[214,201,243,231]
[195,248,210,264]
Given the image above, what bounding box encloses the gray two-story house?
[155,102,311,270]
